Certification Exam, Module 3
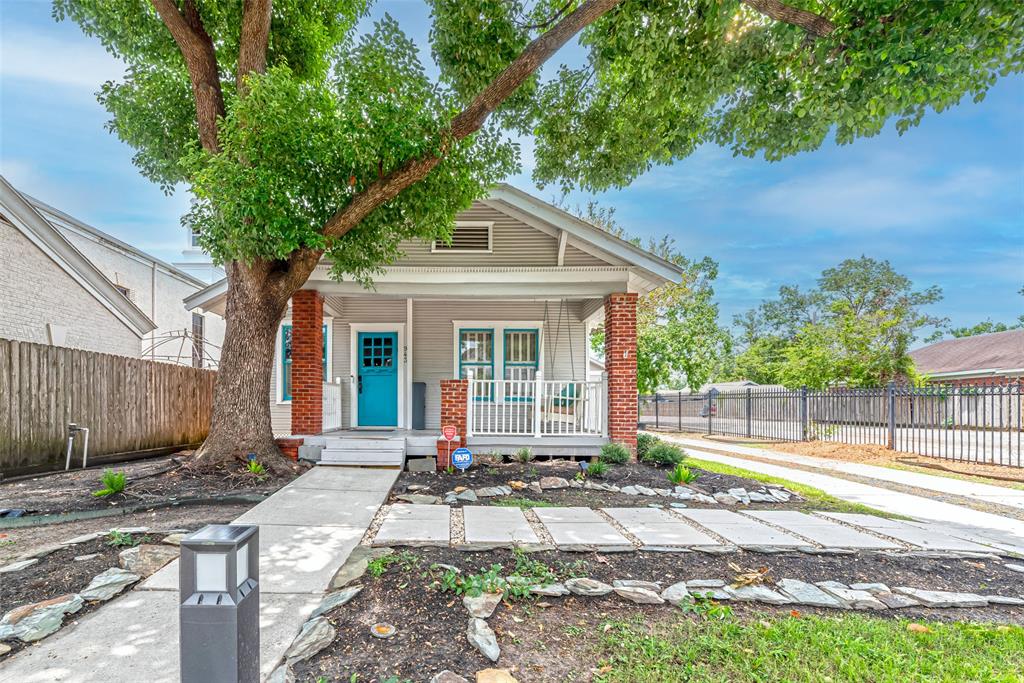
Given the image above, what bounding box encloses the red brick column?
[605,293,638,454]
[275,437,304,461]
[438,379,468,469]
[290,290,324,435]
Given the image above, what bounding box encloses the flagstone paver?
[372,504,451,547]
[532,507,633,551]
[743,511,902,550]
[818,513,1001,553]
[602,508,721,548]
[462,506,539,546]
[675,509,808,548]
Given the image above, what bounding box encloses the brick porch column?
[438,379,468,469]
[605,292,638,454]
[290,290,324,435]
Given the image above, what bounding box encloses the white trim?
[0,176,156,337]
[274,316,334,405]
[925,368,1024,380]
[349,322,407,429]
[556,229,568,267]
[406,298,414,429]
[452,321,545,391]
[431,221,494,253]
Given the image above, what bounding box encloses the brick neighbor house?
[185,184,683,466]
[910,329,1024,386]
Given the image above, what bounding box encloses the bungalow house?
[910,330,1024,385]
[186,185,681,465]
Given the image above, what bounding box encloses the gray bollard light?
[179,525,260,683]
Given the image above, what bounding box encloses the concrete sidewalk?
[0,466,398,683]
[657,435,1024,552]
[664,435,1024,511]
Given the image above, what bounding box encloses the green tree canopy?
[725,256,944,388]
[53,0,1024,465]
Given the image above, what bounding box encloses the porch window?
[458,329,494,400]
[280,324,328,401]
[503,329,538,401]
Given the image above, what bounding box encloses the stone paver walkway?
[369,502,1021,557]
[0,466,398,683]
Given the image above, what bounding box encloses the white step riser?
[321,449,404,466]
[322,438,404,451]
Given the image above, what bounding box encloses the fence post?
[706,392,712,435]
[886,381,896,449]
[746,387,752,438]
[677,391,682,431]
[654,391,660,429]
[800,385,808,441]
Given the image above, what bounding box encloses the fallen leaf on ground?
[907,623,932,634]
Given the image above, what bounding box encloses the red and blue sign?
[451,447,473,471]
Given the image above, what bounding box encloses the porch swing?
[541,300,584,431]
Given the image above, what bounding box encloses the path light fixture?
[179,525,260,683]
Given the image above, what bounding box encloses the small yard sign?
[451,447,473,471]
[441,425,458,441]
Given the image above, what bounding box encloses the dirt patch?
[389,460,810,510]
[0,453,297,517]
[292,546,1024,682]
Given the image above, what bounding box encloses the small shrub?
[246,459,266,476]
[667,462,698,485]
[92,469,127,497]
[642,442,685,467]
[514,447,535,463]
[587,460,609,478]
[599,442,630,464]
[367,551,421,578]
[636,432,661,460]
[106,530,139,548]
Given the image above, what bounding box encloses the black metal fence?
[639,381,1023,468]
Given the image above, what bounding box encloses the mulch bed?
[0,453,297,517]
[390,459,804,509]
[293,546,1024,682]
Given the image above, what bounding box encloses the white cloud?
[748,162,1007,233]
[0,27,124,90]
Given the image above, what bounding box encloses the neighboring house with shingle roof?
[910,330,1024,384]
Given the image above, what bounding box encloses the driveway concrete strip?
[533,507,633,551]
[372,503,451,546]
[660,438,1024,545]
[602,507,721,547]
[0,591,319,683]
[818,513,1001,552]
[0,466,398,683]
[663,435,1024,511]
[675,509,808,547]
[462,506,540,546]
[742,510,902,550]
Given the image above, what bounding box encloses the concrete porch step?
[320,447,405,466]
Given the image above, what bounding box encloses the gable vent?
[432,222,492,253]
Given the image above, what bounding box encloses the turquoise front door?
[357,332,398,426]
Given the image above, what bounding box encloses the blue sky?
[2,0,1022,341]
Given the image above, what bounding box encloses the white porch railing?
[322,380,344,431]
[468,372,607,437]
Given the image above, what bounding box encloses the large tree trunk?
[190,260,296,474]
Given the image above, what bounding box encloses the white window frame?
[452,321,544,403]
[431,221,494,253]
[275,316,334,405]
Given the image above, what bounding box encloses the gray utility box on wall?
[179,525,260,683]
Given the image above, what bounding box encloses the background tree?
[925,288,1024,341]
[579,202,731,393]
[725,256,943,388]
[56,0,1024,469]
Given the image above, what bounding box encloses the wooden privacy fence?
[0,338,216,475]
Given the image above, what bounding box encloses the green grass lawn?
[592,613,1024,683]
[686,457,906,518]
[490,496,559,508]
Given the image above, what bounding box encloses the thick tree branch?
[742,0,836,37]
[150,0,225,152]
[237,0,273,95]
[318,0,624,241]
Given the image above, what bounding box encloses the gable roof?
[25,193,209,290]
[0,175,156,338]
[910,329,1024,378]
[485,183,684,284]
